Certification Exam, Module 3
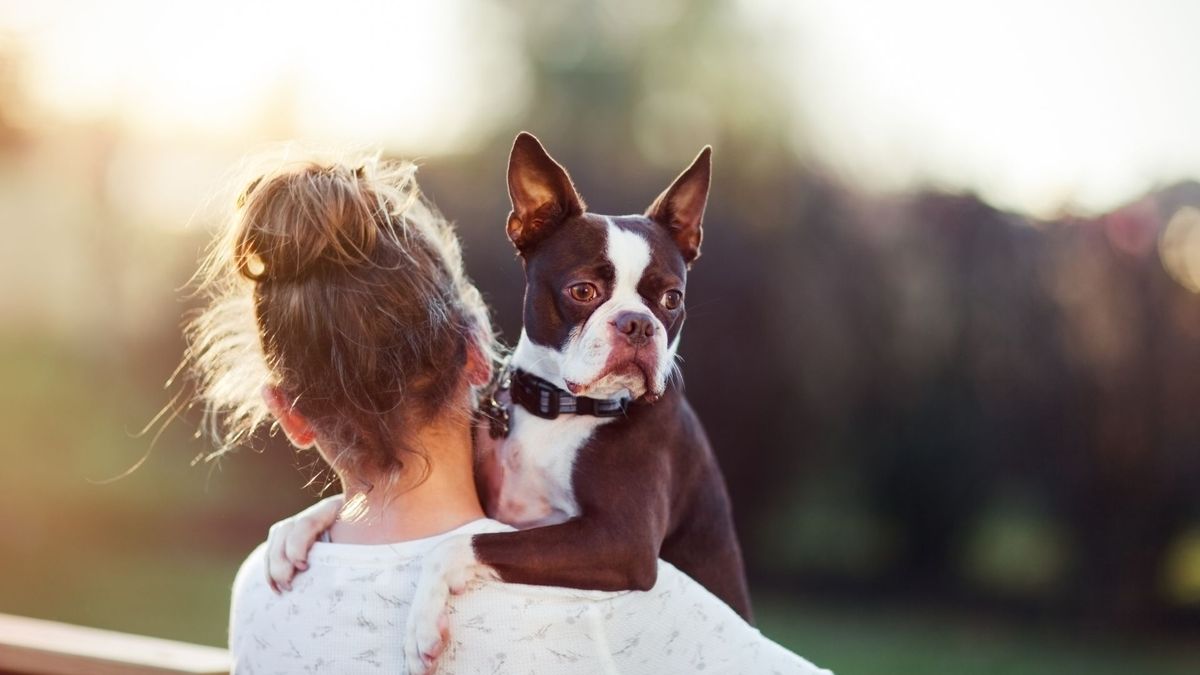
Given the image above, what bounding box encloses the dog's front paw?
[403,535,491,674]
[403,601,448,674]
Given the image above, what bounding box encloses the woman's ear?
[465,341,493,388]
[262,385,317,449]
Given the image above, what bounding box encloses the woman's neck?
[326,413,485,545]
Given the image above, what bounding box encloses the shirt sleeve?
[228,542,275,673]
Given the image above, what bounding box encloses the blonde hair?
[186,154,495,492]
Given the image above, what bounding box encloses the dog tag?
[480,367,512,439]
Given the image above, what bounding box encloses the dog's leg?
[404,514,670,672]
[405,514,667,667]
[473,510,668,590]
[404,535,497,674]
[404,446,671,671]
[470,443,673,589]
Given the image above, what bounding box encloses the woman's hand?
[264,494,344,593]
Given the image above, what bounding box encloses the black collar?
[509,369,630,420]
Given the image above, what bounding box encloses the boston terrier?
[403,132,751,672]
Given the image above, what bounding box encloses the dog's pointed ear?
[507,132,585,254]
[645,146,711,266]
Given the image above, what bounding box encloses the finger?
[305,494,344,524]
[264,527,285,594]
[264,558,276,593]
[319,493,347,512]
[265,521,289,576]
[266,522,297,591]
[284,520,322,570]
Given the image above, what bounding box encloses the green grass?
[3,546,236,648]
[755,597,1200,675]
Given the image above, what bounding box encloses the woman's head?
[188,155,495,493]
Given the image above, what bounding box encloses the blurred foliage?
[1,0,1198,669]
[755,598,1200,675]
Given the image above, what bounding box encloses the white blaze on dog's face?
[505,132,712,401]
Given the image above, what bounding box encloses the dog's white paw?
[403,600,447,675]
[403,535,491,674]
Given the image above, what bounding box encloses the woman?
[189,154,830,674]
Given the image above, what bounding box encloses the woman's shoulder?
[228,542,277,657]
[230,541,270,608]
[444,560,830,674]
[608,561,834,674]
[446,560,724,630]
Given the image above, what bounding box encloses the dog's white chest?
[492,408,610,529]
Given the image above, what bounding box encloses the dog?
[403,132,751,672]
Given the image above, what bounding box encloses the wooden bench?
[0,614,229,675]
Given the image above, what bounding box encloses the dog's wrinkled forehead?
[607,215,690,280]
[522,213,687,350]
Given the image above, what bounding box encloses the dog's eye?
[567,282,600,303]
[661,290,683,310]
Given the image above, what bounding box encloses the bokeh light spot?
[1159,206,1200,293]
[1164,527,1200,605]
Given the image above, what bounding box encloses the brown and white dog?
[404,133,750,672]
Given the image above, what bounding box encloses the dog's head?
[506,132,711,401]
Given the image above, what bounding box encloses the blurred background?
[2,1,1199,673]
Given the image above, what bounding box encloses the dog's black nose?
[615,312,655,345]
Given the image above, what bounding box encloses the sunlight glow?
[8,0,527,153]
[770,0,1200,216]
[5,1,1199,217]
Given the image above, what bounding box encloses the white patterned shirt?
[230,518,831,674]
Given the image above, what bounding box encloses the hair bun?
[233,164,381,282]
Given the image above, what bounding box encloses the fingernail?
[296,561,308,571]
